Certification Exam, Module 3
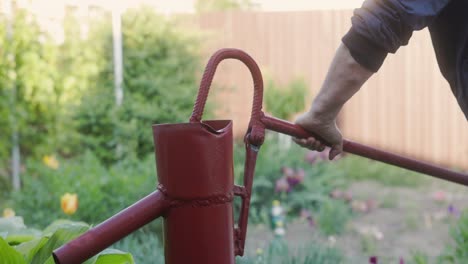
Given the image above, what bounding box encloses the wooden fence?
[187,10,468,170]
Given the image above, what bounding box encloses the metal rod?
[261,115,468,186]
[53,191,170,264]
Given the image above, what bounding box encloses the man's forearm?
[310,43,373,121]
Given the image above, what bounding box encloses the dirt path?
[246,180,468,263]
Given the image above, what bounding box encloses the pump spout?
[53,191,170,264]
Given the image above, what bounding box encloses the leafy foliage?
[10,152,158,229]
[438,210,468,263]
[48,7,109,157]
[113,230,165,264]
[0,5,203,177]
[316,200,351,236]
[0,236,24,264]
[264,78,308,120]
[233,135,348,229]
[0,216,134,264]
[0,8,57,161]
[410,251,430,264]
[74,7,202,164]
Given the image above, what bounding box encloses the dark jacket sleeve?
[342,0,451,72]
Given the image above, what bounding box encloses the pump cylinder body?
[153,120,236,264]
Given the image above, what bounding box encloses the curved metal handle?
[190,48,265,145]
[191,48,265,256]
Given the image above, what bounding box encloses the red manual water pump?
[53,48,468,264]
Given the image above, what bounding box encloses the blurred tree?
[74,6,202,164]
[0,5,205,170]
[264,77,308,149]
[0,7,57,188]
[265,78,308,120]
[51,6,109,156]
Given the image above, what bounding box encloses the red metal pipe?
[261,115,468,186]
[53,191,170,264]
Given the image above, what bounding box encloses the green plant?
[438,210,468,263]
[74,6,202,164]
[411,251,430,264]
[404,211,420,231]
[380,193,398,209]
[0,216,134,263]
[0,7,58,161]
[264,78,308,121]
[10,152,158,229]
[233,135,348,228]
[360,235,377,255]
[0,5,204,172]
[113,229,165,264]
[0,6,110,180]
[412,210,468,264]
[236,238,343,264]
[335,155,427,187]
[317,200,351,236]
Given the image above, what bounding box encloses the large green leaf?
[0,236,26,264]
[0,216,41,245]
[42,219,89,236]
[5,228,41,245]
[93,249,135,264]
[15,237,49,263]
[31,224,89,264]
[0,217,27,232]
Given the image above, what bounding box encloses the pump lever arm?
[261,114,468,187]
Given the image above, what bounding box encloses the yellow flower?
[61,193,78,215]
[3,208,15,218]
[43,155,59,169]
[256,248,264,256]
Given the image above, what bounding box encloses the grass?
[113,229,164,264]
[236,238,343,264]
[113,232,345,264]
[410,251,430,264]
[380,193,399,209]
[360,235,377,255]
[404,212,420,231]
[335,155,428,187]
[317,200,351,236]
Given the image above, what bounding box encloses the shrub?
[0,216,134,263]
[10,152,158,229]
[317,200,351,236]
[438,210,468,263]
[0,5,204,172]
[233,134,347,226]
[264,77,308,121]
[74,6,202,164]
[0,8,58,161]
